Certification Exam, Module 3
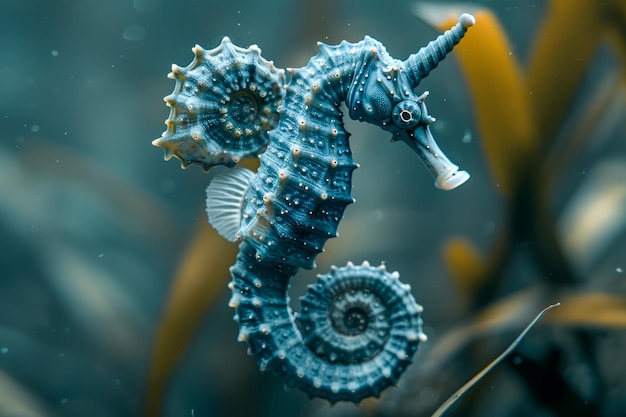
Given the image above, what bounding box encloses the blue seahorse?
[153,13,474,403]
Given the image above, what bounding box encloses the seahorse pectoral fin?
[400,93,470,190]
[205,167,255,241]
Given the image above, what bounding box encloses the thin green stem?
[431,303,560,417]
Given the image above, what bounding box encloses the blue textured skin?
[154,14,474,403]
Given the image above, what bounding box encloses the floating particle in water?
[133,0,159,13]
[1,347,8,354]
[123,24,146,41]
[51,50,59,57]
[462,129,472,143]
[31,124,39,133]
[617,267,623,273]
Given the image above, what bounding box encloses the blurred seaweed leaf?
[0,370,48,417]
[145,222,238,417]
[0,139,182,416]
[145,159,258,417]
[415,1,626,298]
[547,292,626,328]
[432,302,561,417]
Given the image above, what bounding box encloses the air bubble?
[123,24,147,41]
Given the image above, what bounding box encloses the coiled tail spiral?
[229,242,425,403]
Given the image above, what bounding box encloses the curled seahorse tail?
[404,13,475,87]
[229,243,426,403]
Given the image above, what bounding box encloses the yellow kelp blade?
[146,158,258,417]
[424,288,626,378]
[546,292,626,328]
[442,237,487,300]
[145,221,238,417]
[415,5,536,199]
[423,287,547,367]
[146,223,236,414]
[526,0,604,139]
[442,230,512,303]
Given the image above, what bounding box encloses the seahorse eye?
[399,109,412,123]
[391,99,421,130]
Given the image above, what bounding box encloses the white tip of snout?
[459,13,475,28]
[435,170,470,190]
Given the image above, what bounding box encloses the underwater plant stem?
[431,303,560,417]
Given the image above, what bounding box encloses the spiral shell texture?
[153,37,285,170]
[299,262,425,373]
[229,244,426,402]
[154,14,475,403]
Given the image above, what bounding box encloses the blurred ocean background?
[1,1,625,416]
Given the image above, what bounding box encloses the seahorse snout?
[435,167,471,190]
[409,121,470,190]
[395,92,470,190]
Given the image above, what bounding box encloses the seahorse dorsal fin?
[205,167,255,242]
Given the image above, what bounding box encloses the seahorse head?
[346,35,471,190]
[391,91,470,190]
